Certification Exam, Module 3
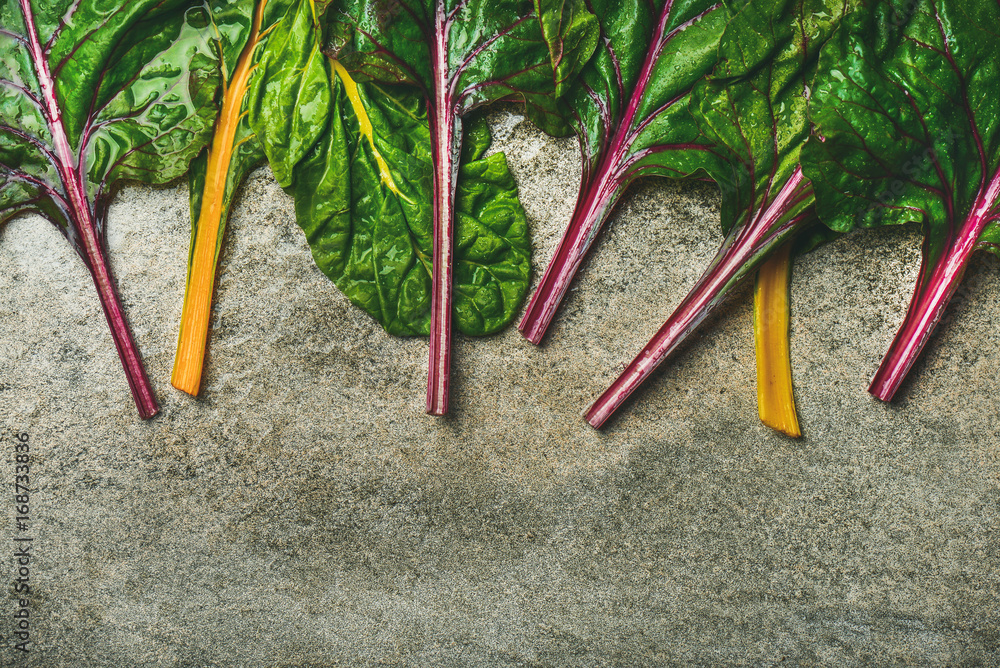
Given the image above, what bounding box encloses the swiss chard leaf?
[173,0,326,396]
[586,0,858,428]
[519,0,737,344]
[329,0,592,414]
[802,0,1000,401]
[245,0,332,188]
[0,0,221,418]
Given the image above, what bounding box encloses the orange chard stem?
[172,0,268,396]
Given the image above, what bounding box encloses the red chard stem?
[869,163,1000,401]
[21,0,158,418]
[80,224,160,419]
[518,163,622,344]
[518,0,724,345]
[425,17,461,416]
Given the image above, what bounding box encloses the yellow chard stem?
[753,243,801,438]
[172,0,268,396]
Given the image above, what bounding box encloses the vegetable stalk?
[753,243,800,437]
[78,212,160,419]
[421,5,464,416]
[518,151,623,344]
[321,0,574,414]
[869,165,1000,401]
[425,76,462,415]
[172,0,268,396]
[22,0,158,418]
[518,1,726,345]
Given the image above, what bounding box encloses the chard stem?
[868,235,973,401]
[518,168,621,344]
[870,161,1000,401]
[21,0,157,417]
[172,0,267,396]
[518,1,722,346]
[585,221,760,428]
[753,243,800,437]
[425,17,460,416]
[586,168,811,429]
[83,225,159,419]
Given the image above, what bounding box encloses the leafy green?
[519,0,738,344]
[173,0,328,396]
[289,70,531,337]
[244,0,331,187]
[327,0,591,414]
[186,0,267,260]
[802,0,1000,401]
[0,0,221,417]
[587,0,858,428]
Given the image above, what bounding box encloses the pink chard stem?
[518,165,622,344]
[869,163,1000,401]
[80,226,160,419]
[425,12,461,416]
[585,219,763,428]
[21,0,158,418]
[586,166,810,429]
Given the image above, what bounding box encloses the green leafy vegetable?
[329,0,593,414]
[168,0,533,405]
[174,0,267,396]
[173,0,328,396]
[586,0,858,428]
[803,0,1000,401]
[289,64,531,337]
[518,0,736,344]
[0,0,220,417]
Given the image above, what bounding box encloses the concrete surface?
[0,107,997,666]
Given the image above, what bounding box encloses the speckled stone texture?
[1,108,998,666]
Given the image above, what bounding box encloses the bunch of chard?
[518,0,814,435]
[176,0,544,410]
[0,0,221,418]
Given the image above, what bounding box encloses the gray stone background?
[0,108,997,666]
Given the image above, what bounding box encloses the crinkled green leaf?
[330,0,565,114]
[290,71,530,336]
[247,0,332,186]
[0,2,219,231]
[803,0,1000,240]
[0,1,220,227]
[693,0,859,237]
[524,0,599,136]
[535,0,598,101]
[571,0,734,186]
